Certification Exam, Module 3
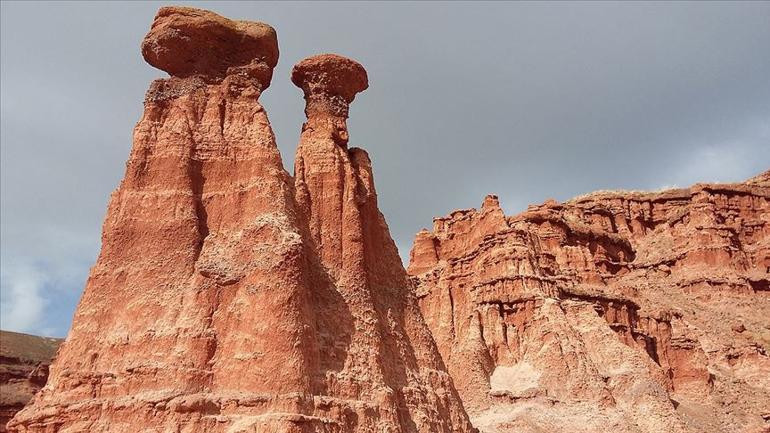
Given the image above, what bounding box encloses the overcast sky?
[2,1,769,337]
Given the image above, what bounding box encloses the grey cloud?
[2,1,769,336]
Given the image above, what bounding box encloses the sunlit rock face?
[8,8,474,433]
[409,171,770,433]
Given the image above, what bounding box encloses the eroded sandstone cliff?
[8,7,474,433]
[409,172,770,433]
[0,331,61,432]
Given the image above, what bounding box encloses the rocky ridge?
[408,172,770,433]
[8,7,474,433]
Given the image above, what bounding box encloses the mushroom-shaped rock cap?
[291,54,368,103]
[142,7,278,82]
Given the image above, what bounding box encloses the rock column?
[292,54,475,432]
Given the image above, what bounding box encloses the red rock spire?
[292,54,475,432]
[291,54,388,284]
[10,7,322,431]
[11,14,475,433]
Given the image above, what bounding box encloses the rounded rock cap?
[291,54,368,103]
[141,7,279,83]
[481,194,501,211]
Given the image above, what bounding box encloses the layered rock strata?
[0,331,61,432]
[9,8,473,433]
[409,172,770,433]
[289,53,473,432]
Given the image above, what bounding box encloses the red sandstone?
[4,6,769,433]
[409,172,770,433]
[8,8,474,433]
[0,332,60,433]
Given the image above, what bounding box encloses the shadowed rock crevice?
[189,159,209,264]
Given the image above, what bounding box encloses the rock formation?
[409,171,770,433]
[289,52,472,433]
[0,331,61,432]
[8,7,473,433]
[6,5,768,433]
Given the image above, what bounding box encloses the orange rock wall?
[409,173,770,433]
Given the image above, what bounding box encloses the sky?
[1,1,769,337]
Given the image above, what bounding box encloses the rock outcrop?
[7,6,768,433]
[0,331,61,432]
[9,8,474,433]
[409,172,770,433]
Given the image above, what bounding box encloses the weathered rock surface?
[409,172,770,433]
[8,6,768,433]
[0,331,61,432]
[141,6,278,85]
[9,8,474,433]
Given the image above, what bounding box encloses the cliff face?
[8,8,473,433]
[0,332,61,432]
[409,172,770,433]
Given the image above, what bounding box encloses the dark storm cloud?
[2,1,769,336]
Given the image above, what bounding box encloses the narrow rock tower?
[10,8,474,433]
[292,53,474,432]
